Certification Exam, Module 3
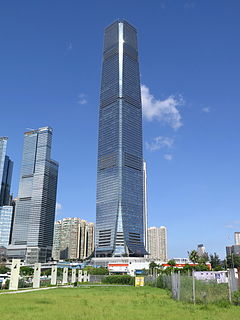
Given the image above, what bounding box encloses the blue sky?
[1,0,240,259]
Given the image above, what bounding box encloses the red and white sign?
[108,263,129,273]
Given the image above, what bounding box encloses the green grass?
[0,286,240,320]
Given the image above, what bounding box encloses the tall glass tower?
[96,20,147,257]
[8,127,58,263]
[0,137,14,248]
[0,137,13,206]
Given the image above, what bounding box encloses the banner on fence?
[135,277,144,287]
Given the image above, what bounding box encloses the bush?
[102,275,134,285]
[0,266,10,274]
[232,290,240,305]
[83,266,109,275]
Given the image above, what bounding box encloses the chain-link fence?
[146,269,238,304]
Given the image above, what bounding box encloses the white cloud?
[141,85,184,130]
[77,93,87,105]
[56,202,62,215]
[202,107,210,113]
[146,136,174,152]
[164,154,173,161]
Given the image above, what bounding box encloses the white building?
[234,232,240,245]
[52,218,94,261]
[147,226,167,261]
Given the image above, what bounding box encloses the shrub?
[83,266,109,275]
[232,290,240,306]
[102,275,134,285]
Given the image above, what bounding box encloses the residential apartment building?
[52,217,94,261]
[148,226,167,261]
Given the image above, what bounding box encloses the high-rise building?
[197,244,206,257]
[52,218,94,261]
[148,226,167,261]
[143,160,148,250]
[0,137,13,206]
[234,232,240,245]
[0,137,14,248]
[96,20,146,257]
[8,127,58,263]
[0,206,14,248]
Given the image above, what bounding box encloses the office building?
[0,137,14,248]
[0,137,13,206]
[8,127,58,263]
[96,20,146,257]
[0,206,14,248]
[234,232,240,245]
[52,218,94,261]
[148,226,167,261]
[143,160,148,250]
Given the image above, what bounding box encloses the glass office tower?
[96,20,147,257]
[0,137,13,206]
[0,206,14,248]
[0,137,14,248]
[8,127,58,263]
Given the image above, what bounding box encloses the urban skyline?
[1,1,240,259]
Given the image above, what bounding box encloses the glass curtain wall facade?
[0,137,13,206]
[0,206,14,248]
[8,127,58,263]
[96,20,147,257]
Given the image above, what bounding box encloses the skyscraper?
[143,160,148,250]
[0,137,14,248]
[0,206,14,248]
[0,137,13,206]
[148,226,168,261]
[8,127,58,263]
[96,20,146,257]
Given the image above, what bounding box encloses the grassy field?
[0,286,240,320]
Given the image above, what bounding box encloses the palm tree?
[188,250,199,264]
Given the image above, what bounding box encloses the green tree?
[167,259,176,267]
[226,254,240,269]
[149,261,158,270]
[83,266,109,275]
[198,253,209,264]
[20,266,34,276]
[209,253,221,270]
[0,266,10,274]
[188,250,199,264]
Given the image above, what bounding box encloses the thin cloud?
[164,154,173,161]
[77,93,87,105]
[66,41,73,51]
[224,220,240,229]
[141,85,184,130]
[184,1,196,9]
[202,107,210,113]
[146,136,174,152]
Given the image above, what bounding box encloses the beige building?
[147,226,167,261]
[52,218,94,261]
